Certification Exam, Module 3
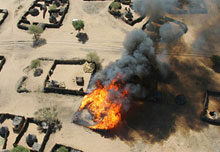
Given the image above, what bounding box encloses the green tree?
[28,25,43,41]
[56,146,69,152]
[109,2,122,10]
[72,20,84,33]
[30,59,40,69]
[11,145,30,152]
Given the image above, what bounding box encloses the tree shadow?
[76,33,89,44]
[33,38,47,48]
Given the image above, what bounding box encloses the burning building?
[73,29,166,130]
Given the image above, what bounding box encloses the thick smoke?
[156,50,170,79]
[159,22,185,42]
[93,29,156,108]
[73,30,170,127]
[133,0,178,17]
[73,30,158,126]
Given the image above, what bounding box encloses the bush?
[30,59,40,69]
[56,146,69,152]
[211,55,220,66]
[49,4,57,11]
[86,52,102,71]
[34,106,58,124]
[11,145,30,152]
[72,20,84,32]
[34,106,62,132]
[109,2,122,10]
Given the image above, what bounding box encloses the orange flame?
[78,74,128,130]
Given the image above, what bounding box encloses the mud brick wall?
[17,0,70,30]
[0,56,6,72]
[43,59,96,96]
[0,9,8,26]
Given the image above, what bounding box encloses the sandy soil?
[24,60,54,92]
[19,123,44,151]
[49,64,92,91]
[0,0,220,152]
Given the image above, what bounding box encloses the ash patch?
[83,2,108,14]
[73,109,97,127]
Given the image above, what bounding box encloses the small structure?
[26,134,38,147]
[34,68,43,77]
[0,127,9,138]
[76,77,84,86]
[12,116,25,133]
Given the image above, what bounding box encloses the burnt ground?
[92,37,220,146]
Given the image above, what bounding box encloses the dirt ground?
[0,0,220,152]
[19,123,45,151]
[49,64,92,91]
[23,60,54,92]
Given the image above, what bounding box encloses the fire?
[78,74,128,130]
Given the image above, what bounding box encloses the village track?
[0,40,218,57]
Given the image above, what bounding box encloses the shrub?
[30,59,40,69]
[86,52,102,71]
[72,20,84,32]
[34,106,62,132]
[109,2,122,10]
[28,25,43,41]
[34,106,58,124]
[211,55,220,66]
[49,4,57,11]
[56,146,69,152]
[11,145,30,152]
